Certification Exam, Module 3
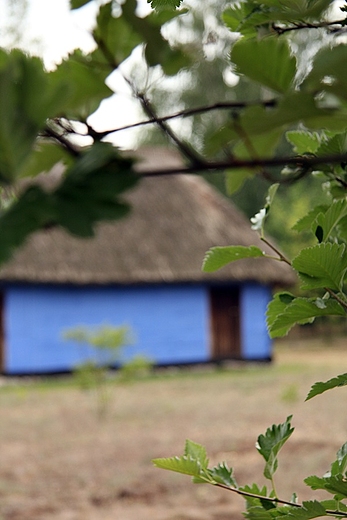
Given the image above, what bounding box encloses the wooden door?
[209,286,241,360]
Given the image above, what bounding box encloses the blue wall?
[2,281,272,374]
[240,283,272,360]
[3,284,210,374]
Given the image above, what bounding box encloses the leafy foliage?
[0,49,65,182]
[153,439,237,487]
[256,416,294,480]
[140,2,347,519]
[292,243,347,291]
[202,245,265,272]
[4,0,347,517]
[147,0,183,11]
[267,296,345,338]
[306,374,347,401]
[231,37,297,94]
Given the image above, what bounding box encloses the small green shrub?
[63,324,132,417]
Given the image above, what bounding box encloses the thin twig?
[272,18,347,35]
[325,288,347,312]
[136,91,207,167]
[137,152,347,178]
[213,482,301,508]
[213,482,347,517]
[43,126,80,158]
[86,99,277,139]
[261,236,292,265]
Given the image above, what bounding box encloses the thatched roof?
[0,147,295,286]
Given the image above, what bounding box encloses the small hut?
[0,148,294,374]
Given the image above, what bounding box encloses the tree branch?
[138,152,347,179]
[272,18,347,35]
[261,236,292,265]
[86,99,277,139]
[136,90,207,167]
[42,125,80,158]
[325,288,347,312]
[213,482,347,517]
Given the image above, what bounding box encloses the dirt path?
[1,337,347,520]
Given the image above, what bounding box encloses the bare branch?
[272,17,347,35]
[137,92,206,167]
[42,124,80,158]
[86,99,277,140]
[138,152,347,179]
[261,237,292,265]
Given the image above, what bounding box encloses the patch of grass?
[280,384,299,403]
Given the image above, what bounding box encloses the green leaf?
[315,199,347,241]
[70,0,92,8]
[249,184,278,234]
[208,462,237,487]
[122,0,190,75]
[330,442,347,476]
[239,483,275,511]
[266,292,296,338]
[316,132,347,157]
[152,455,203,477]
[229,130,282,190]
[321,499,347,513]
[92,2,143,69]
[152,440,208,479]
[303,44,347,101]
[278,500,327,520]
[266,183,279,207]
[292,243,347,291]
[225,168,254,195]
[305,475,347,498]
[93,0,189,76]
[268,297,345,338]
[256,416,294,480]
[51,50,112,119]
[0,142,139,258]
[205,91,328,155]
[286,130,323,154]
[222,4,271,39]
[0,50,66,182]
[0,186,55,265]
[202,246,265,272]
[231,37,296,94]
[260,0,332,20]
[306,373,347,401]
[292,205,329,233]
[19,141,74,179]
[52,143,138,237]
[147,0,182,10]
[184,440,209,470]
[207,92,330,153]
[243,505,274,520]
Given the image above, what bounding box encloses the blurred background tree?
[132,0,330,257]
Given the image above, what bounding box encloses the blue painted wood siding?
[240,283,272,360]
[3,284,210,374]
[2,282,272,373]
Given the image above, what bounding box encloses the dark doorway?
[209,286,241,360]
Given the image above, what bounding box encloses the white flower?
[315,298,326,310]
[250,208,266,231]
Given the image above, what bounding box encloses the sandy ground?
[1,336,347,520]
